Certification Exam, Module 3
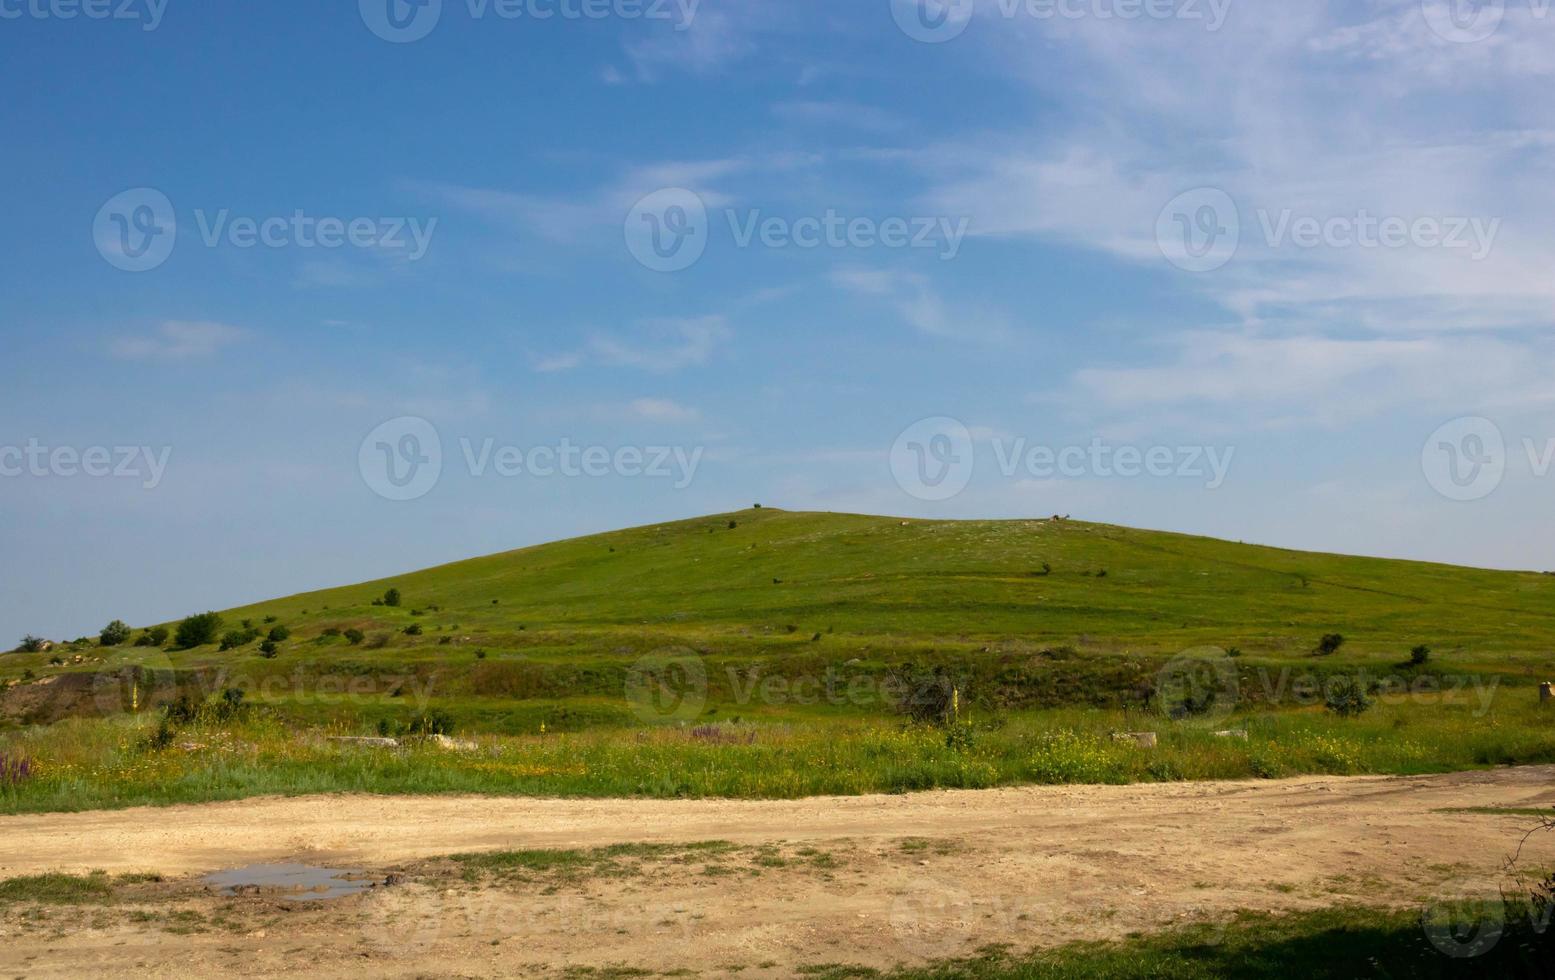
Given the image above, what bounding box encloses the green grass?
[2,691,1554,814]
[450,841,736,882]
[4,509,1555,812]
[802,905,1552,979]
[0,871,114,904]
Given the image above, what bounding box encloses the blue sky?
[4,0,1555,641]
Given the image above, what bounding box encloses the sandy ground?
[0,766,1552,978]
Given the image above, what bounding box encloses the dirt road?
[1,767,1552,978]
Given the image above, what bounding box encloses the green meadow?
[3,508,1555,812]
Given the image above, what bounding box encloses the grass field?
[2,508,1554,813]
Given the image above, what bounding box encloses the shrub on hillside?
[403,623,423,636]
[134,626,170,648]
[267,625,290,643]
[383,588,402,608]
[1315,633,1346,656]
[343,628,365,645]
[15,635,46,654]
[99,620,132,647]
[174,612,224,649]
[257,640,279,658]
[1409,645,1431,666]
[1324,677,1373,718]
[887,664,966,726]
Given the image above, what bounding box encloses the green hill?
[205,506,1554,660]
[5,509,1555,812]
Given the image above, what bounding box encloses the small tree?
[16,635,46,654]
[383,588,402,608]
[1316,633,1346,656]
[1409,645,1431,666]
[267,625,291,643]
[174,612,224,649]
[100,620,132,647]
[344,628,365,645]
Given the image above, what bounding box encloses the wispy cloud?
[625,397,700,422]
[536,314,732,373]
[830,268,1012,343]
[107,321,246,361]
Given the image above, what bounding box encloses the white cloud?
[830,268,1012,343]
[108,321,246,361]
[1068,330,1555,431]
[537,315,732,373]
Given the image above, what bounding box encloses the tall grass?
[2,692,1552,814]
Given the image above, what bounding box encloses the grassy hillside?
[157,506,1555,658]
[3,508,1555,812]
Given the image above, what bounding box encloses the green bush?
[1315,633,1346,656]
[383,588,402,608]
[99,620,132,647]
[257,640,278,658]
[403,623,423,636]
[134,626,169,648]
[174,612,224,649]
[343,628,365,645]
[1409,645,1431,666]
[1325,677,1373,718]
[218,630,252,652]
[267,625,290,643]
[15,635,46,654]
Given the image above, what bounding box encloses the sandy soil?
[0,766,1552,978]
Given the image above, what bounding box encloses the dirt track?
[1,767,1552,978]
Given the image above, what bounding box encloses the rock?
[428,734,477,751]
[1112,731,1158,748]
[1541,682,1553,703]
[382,873,405,887]
[326,736,399,748]
[1212,729,1249,740]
